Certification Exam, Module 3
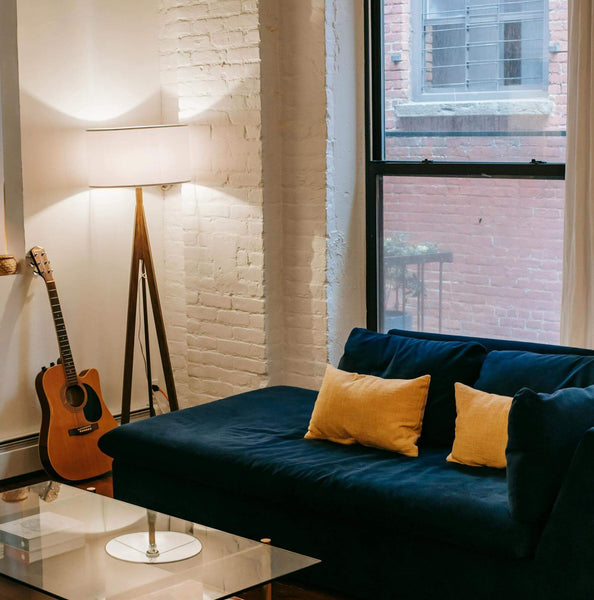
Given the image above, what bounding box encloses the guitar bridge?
[68,423,99,436]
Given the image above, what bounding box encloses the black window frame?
[364,0,565,332]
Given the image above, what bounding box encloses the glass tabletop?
[0,482,319,600]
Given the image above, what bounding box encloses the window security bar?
[426,10,544,22]
[423,28,543,43]
[426,0,545,20]
[426,58,544,70]
[423,78,544,88]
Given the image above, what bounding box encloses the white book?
[0,512,84,552]
[4,534,84,564]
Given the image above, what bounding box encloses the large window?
[415,0,548,100]
[367,0,567,344]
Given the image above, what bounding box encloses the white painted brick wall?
[158,0,332,405]
[158,1,192,406]
[325,0,367,365]
[278,0,328,389]
[159,0,269,404]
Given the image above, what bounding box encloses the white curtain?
[561,0,594,348]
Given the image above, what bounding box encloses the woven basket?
[0,255,18,276]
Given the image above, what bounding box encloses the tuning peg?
[32,272,38,277]
[29,262,35,268]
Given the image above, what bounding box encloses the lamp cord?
[135,270,170,415]
[136,272,148,376]
[136,271,152,414]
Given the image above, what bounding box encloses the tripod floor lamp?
[87,125,190,424]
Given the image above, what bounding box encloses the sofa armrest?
[534,426,594,599]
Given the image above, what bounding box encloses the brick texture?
[275,0,328,388]
[158,0,329,406]
[381,0,567,344]
[159,0,269,405]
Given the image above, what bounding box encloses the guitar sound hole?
[65,385,85,408]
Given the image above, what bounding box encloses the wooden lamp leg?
[121,187,179,424]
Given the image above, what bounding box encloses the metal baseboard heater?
[0,408,150,480]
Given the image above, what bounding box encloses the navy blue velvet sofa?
[100,328,594,600]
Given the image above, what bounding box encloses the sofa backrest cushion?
[507,385,594,523]
[474,351,594,397]
[388,328,594,357]
[338,328,487,446]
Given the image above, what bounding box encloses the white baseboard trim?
[0,408,151,481]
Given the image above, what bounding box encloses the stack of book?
[0,511,84,564]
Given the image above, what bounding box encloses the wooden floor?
[0,471,349,600]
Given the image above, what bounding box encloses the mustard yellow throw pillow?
[304,365,431,457]
[447,383,513,468]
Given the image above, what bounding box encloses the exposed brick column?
[277,0,328,388]
[158,0,331,405]
[260,0,329,389]
[159,0,269,404]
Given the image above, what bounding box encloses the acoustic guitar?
[29,246,117,482]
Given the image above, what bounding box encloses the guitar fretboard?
[46,282,77,386]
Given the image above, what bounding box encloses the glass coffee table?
[0,481,319,599]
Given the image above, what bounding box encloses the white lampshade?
[87,124,191,188]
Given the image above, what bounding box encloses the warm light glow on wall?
[17,0,162,123]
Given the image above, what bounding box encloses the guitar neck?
[45,281,78,386]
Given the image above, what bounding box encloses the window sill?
[393,98,554,118]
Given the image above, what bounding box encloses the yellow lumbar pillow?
[447,382,513,469]
[304,364,431,457]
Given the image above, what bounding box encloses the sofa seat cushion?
[99,386,540,560]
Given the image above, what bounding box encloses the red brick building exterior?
[381,1,567,343]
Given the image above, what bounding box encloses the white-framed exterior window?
[412,0,549,102]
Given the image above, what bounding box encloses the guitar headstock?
[28,246,54,282]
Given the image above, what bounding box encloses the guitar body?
[36,365,117,481]
[29,246,119,482]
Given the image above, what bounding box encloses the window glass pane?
[502,0,545,14]
[384,0,566,162]
[379,176,564,344]
[426,24,466,90]
[503,21,523,85]
[427,0,465,18]
[467,23,499,92]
